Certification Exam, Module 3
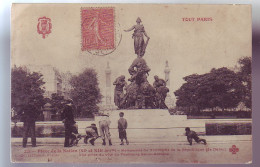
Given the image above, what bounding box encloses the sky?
[11,4,251,101]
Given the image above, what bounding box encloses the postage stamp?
[81,7,115,52]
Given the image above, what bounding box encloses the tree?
[11,66,46,120]
[174,74,199,113]
[174,67,244,113]
[206,67,244,110]
[49,93,66,115]
[238,57,252,109]
[70,68,102,117]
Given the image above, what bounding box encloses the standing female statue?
[124,17,150,57]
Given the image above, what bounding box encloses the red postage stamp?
[81,8,115,51]
[37,16,52,39]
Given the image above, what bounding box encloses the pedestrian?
[21,104,39,148]
[185,127,207,145]
[118,112,129,145]
[61,99,76,147]
[84,123,99,145]
[99,114,112,146]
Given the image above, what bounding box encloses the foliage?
[174,67,244,112]
[49,93,66,115]
[11,66,46,121]
[238,57,252,108]
[70,68,102,117]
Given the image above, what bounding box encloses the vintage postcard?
[11,4,252,163]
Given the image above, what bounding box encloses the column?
[164,60,170,87]
[164,60,174,108]
[105,62,112,110]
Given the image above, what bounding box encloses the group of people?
[21,99,206,147]
[61,99,129,147]
[83,112,129,146]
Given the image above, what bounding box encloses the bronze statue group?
[113,74,169,110]
[113,17,170,110]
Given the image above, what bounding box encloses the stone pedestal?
[89,109,204,143]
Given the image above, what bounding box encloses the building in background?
[60,72,73,99]
[27,65,61,97]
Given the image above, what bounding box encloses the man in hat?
[185,127,207,145]
[61,99,76,147]
[21,104,39,147]
[124,17,150,57]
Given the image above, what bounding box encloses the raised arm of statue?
[113,79,118,85]
[124,25,135,32]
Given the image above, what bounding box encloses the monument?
[113,17,169,109]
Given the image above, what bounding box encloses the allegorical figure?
[113,75,127,109]
[128,57,150,84]
[21,104,39,148]
[61,99,76,147]
[153,75,169,109]
[142,82,156,109]
[124,17,150,57]
[87,12,109,46]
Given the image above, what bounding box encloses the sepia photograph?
[10,4,252,163]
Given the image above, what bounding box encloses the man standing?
[99,114,112,146]
[22,104,38,148]
[61,99,76,147]
[118,112,129,145]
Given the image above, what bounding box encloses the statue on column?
[153,75,169,109]
[113,75,127,109]
[124,17,150,57]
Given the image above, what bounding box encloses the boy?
[185,127,207,145]
[118,112,129,145]
[84,123,99,146]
